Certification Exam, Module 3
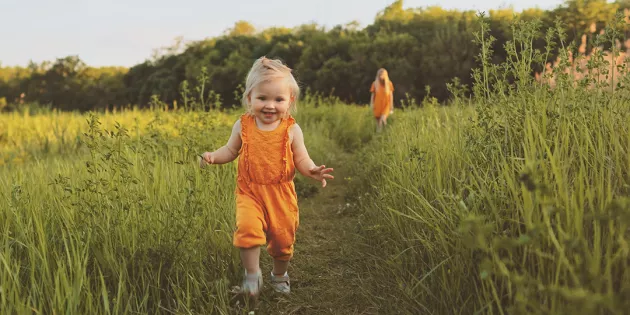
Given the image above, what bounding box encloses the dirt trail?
[232,155,382,315]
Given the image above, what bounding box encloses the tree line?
[1,0,629,112]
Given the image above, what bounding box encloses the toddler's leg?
[239,246,263,298]
[234,193,267,297]
[261,186,299,294]
[240,246,261,274]
[266,225,296,294]
[272,259,289,276]
[270,259,291,294]
[234,193,267,267]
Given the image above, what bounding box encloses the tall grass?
[347,14,630,314]
[2,109,240,314]
[0,107,212,166]
[0,96,371,314]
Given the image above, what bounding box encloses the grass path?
[231,153,384,315]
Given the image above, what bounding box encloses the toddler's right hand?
[199,152,214,167]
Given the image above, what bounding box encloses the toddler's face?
[249,78,292,125]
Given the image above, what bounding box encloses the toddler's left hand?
[309,165,334,188]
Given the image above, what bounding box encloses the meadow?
[2,18,630,315]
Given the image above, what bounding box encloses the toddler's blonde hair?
[374,68,392,95]
[242,56,300,114]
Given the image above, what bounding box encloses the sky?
[0,0,566,67]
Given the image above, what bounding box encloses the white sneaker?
[242,270,263,297]
[270,271,290,294]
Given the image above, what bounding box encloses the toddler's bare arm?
[202,120,242,165]
[291,124,334,187]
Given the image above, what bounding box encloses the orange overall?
[370,81,394,118]
[233,114,299,261]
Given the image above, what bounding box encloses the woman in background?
[369,68,394,132]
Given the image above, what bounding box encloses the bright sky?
[0,0,565,67]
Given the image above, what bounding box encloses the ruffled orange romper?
[233,114,299,261]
